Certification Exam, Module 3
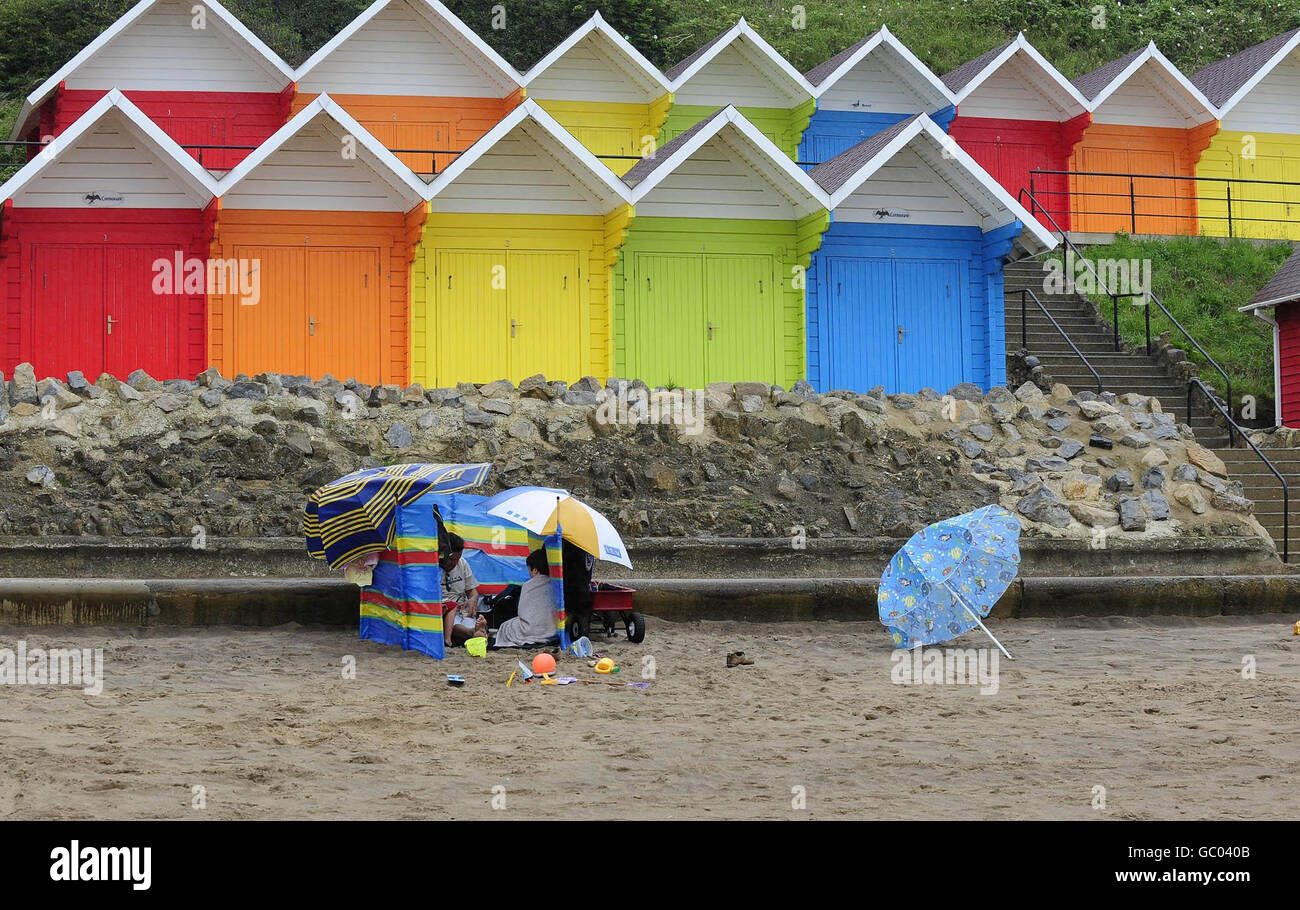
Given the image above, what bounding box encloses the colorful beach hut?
[1194,28,1300,240]
[209,95,429,386]
[1070,43,1219,235]
[801,26,956,166]
[292,0,524,176]
[661,19,815,161]
[806,114,1055,394]
[943,34,1090,230]
[522,12,673,176]
[617,107,829,388]
[9,0,294,171]
[1239,249,1300,426]
[0,91,219,381]
[411,100,632,387]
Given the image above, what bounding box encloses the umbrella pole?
[963,606,1015,661]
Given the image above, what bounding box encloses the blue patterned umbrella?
[877,504,1020,658]
[303,463,492,569]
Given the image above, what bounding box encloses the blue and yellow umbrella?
[877,504,1020,658]
[303,463,492,569]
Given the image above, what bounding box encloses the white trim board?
[10,0,294,141]
[810,25,953,108]
[626,105,827,217]
[523,11,670,99]
[668,18,815,101]
[1212,30,1300,117]
[950,32,1089,117]
[215,93,429,208]
[423,98,633,210]
[293,0,522,95]
[1087,42,1219,124]
[823,114,1057,252]
[0,88,220,205]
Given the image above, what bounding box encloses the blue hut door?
[826,257,894,389]
[823,256,964,392]
[895,259,963,392]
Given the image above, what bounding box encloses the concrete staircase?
[1217,447,1300,563]
[1003,258,1227,446]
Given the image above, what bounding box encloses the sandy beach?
[1,614,1297,820]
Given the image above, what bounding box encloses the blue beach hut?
[805,114,1056,394]
[800,26,956,168]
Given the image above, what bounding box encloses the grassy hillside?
[1054,236,1295,410]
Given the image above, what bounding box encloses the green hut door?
[632,251,777,387]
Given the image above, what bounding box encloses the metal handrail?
[1189,378,1287,562]
[1019,288,1102,393]
[1018,187,1236,443]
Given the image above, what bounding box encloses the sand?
[1,614,1297,820]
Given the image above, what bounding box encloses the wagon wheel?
[625,612,646,644]
[566,614,587,642]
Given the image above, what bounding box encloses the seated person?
[440,533,487,646]
[492,549,560,649]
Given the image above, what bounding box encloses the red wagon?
[567,582,645,644]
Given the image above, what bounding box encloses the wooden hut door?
[1128,148,1179,235]
[507,251,582,383]
[893,259,963,393]
[632,253,705,388]
[306,249,383,384]
[231,246,308,378]
[30,244,105,378]
[104,244,186,380]
[433,250,507,385]
[824,256,895,391]
[703,254,776,383]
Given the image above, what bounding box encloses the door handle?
[448,275,453,290]
[708,321,714,341]
[106,315,117,335]
[897,324,907,344]
[309,317,317,336]
[511,319,522,338]
[646,276,651,292]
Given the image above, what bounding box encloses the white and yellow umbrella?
[482,486,633,568]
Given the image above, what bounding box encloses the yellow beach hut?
[1193,28,1300,240]
[661,19,816,162]
[410,99,633,387]
[291,0,524,177]
[522,12,672,176]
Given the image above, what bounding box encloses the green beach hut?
[615,106,829,389]
[661,19,816,162]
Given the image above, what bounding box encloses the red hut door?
[105,245,186,378]
[31,245,105,377]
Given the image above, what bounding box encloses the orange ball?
[532,653,557,675]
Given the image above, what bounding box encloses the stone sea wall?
[0,363,1269,554]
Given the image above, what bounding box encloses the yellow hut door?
[704,254,777,383]
[306,249,383,384]
[507,251,583,383]
[433,250,508,386]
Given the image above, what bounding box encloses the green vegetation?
[1052,235,1294,407]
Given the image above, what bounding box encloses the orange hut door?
[230,245,309,377]
[1128,148,1179,235]
[306,248,384,383]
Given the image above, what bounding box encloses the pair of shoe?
[726,651,754,668]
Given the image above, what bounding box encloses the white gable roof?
[949,33,1089,117]
[818,115,1056,252]
[1086,43,1218,125]
[0,89,219,207]
[294,0,521,97]
[623,106,827,218]
[216,94,428,210]
[10,0,293,141]
[424,98,632,213]
[667,18,815,103]
[808,25,953,110]
[523,11,670,102]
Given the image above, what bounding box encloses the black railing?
[1018,186,1236,444]
[1029,168,1300,239]
[1019,288,1102,393]
[1189,378,1287,562]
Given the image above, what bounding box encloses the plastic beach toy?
[594,658,618,675]
[447,675,466,687]
[570,636,594,658]
[533,653,557,675]
[465,637,487,658]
